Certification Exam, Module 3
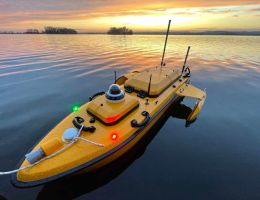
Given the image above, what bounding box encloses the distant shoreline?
[84,31,260,36]
[0,31,260,36]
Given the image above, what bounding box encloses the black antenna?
[114,71,117,83]
[147,74,152,96]
[181,46,191,74]
[160,20,171,68]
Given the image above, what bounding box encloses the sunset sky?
[0,0,260,32]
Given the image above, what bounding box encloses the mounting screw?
[89,117,96,123]
[145,99,149,105]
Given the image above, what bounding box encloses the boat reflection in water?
[0,195,7,200]
[37,101,196,200]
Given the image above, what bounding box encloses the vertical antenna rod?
[181,46,191,73]
[160,20,171,68]
[147,74,152,96]
[114,71,117,83]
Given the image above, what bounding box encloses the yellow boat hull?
[12,93,183,187]
[11,68,206,188]
[76,94,180,175]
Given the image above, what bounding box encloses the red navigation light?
[106,114,120,123]
[111,133,118,141]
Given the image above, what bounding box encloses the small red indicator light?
[106,114,120,123]
[111,133,118,141]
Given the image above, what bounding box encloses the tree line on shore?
[1,26,134,35]
[0,27,78,34]
[1,27,259,36]
[107,27,133,35]
[43,27,77,34]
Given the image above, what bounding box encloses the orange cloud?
[0,1,259,32]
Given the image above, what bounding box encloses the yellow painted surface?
[16,67,205,183]
[115,76,128,86]
[187,94,206,122]
[176,83,206,100]
[125,68,181,96]
[176,83,206,121]
[87,94,139,124]
[41,138,63,156]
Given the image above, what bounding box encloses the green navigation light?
[72,105,80,112]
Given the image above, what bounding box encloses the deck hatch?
[124,68,181,96]
[87,94,139,125]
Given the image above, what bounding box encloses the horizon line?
[1,30,260,36]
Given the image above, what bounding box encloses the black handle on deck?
[89,91,105,101]
[131,111,150,128]
[183,67,191,78]
[73,117,96,133]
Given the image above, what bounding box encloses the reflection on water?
[0,35,260,200]
[0,35,259,80]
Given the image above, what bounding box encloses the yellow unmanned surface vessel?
[6,21,206,187]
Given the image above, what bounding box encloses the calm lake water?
[0,35,260,200]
